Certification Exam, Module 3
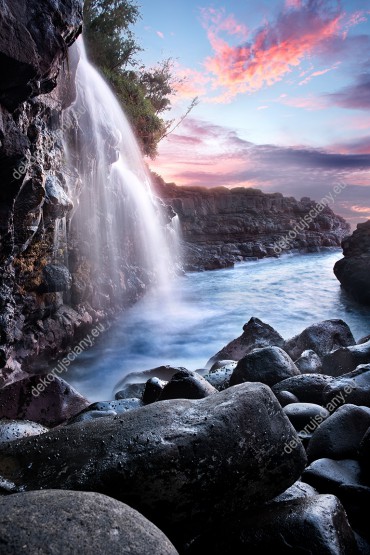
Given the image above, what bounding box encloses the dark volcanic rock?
[0,0,83,111]
[283,319,355,360]
[0,419,48,445]
[230,346,300,387]
[334,220,370,305]
[322,340,370,377]
[283,403,330,432]
[66,398,144,424]
[0,383,306,542]
[306,404,370,462]
[0,490,178,555]
[273,374,335,405]
[323,364,370,408]
[206,317,284,368]
[274,389,299,406]
[187,495,357,555]
[303,458,370,544]
[204,362,236,391]
[38,264,72,293]
[159,369,217,400]
[154,177,350,272]
[359,428,370,479]
[115,382,146,400]
[271,480,317,503]
[295,349,322,374]
[143,377,167,404]
[302,458,370,505]
[0,375,89,426]
[114,365,186,394]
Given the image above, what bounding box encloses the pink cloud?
[173,67,210,99]
[156,31,164,39]
[299,62,340,85]
[279,95,327,110]
[200,1,344,99]
[199,7,249,40]
[149,118,370,198]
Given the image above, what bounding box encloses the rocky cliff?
[0,1,170,383]
[0,0,84,382]
[334,220,370,305]
[154,177,350,271]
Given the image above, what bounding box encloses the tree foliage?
[83,0,194,158]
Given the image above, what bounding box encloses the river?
[67,249,370,401]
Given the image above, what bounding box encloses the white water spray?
[61,38,176,305]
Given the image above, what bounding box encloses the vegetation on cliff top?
[83,0,196,158]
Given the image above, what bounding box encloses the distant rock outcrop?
[334,220,370,305]
[154,177,350,271]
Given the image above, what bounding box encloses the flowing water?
[67,249,370,401]
[61,38,174,299]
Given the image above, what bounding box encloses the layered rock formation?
[0,1,84,379]
[334,220,370,305]
[0,1,174,381]
[154,177,350,271]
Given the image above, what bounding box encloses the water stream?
[66,250,370,401]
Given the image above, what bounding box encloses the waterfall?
[61,38,176,308]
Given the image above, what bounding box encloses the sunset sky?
[134,0,370,227]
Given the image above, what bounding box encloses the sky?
[133,0,370,227]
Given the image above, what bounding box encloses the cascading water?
[60,37,176,309]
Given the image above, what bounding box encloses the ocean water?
[66,250,370,401]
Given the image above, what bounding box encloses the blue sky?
[133,0,370,227]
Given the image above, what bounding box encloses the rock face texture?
[334,219,370,305]
[0,490,179,555]
[0,0,84,377]
[0,384,306,543]
[0,1,172,380]
[154,177,350,271]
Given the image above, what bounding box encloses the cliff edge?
[334,220,370,305]
[154,177,350,271]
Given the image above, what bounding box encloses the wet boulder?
[0,419,48,445]
[274,390,299,407]
[295,349,322,374]
[187,495,357,555]
[206,317,284,368]
[159,368,217,400]
[113,365,185,395]
[283,319,355,360]
[115,383,145,400]
[203,362,236,391]
[283,403,330,433]
[230,346,300,387]
[272,374,335,405]
[270,481,317,503]
[209,359,236,372]
[307,404,370,462]
[334,252,370,306]
[322,340,370,377]
[323,364,370,408]
[359,427,370,479]
[302,458,370,539]
[66,398,143,425]
[0,490,178,555]
[0,383,306,543]
[0,375,89,426]
[143,377,167,404]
